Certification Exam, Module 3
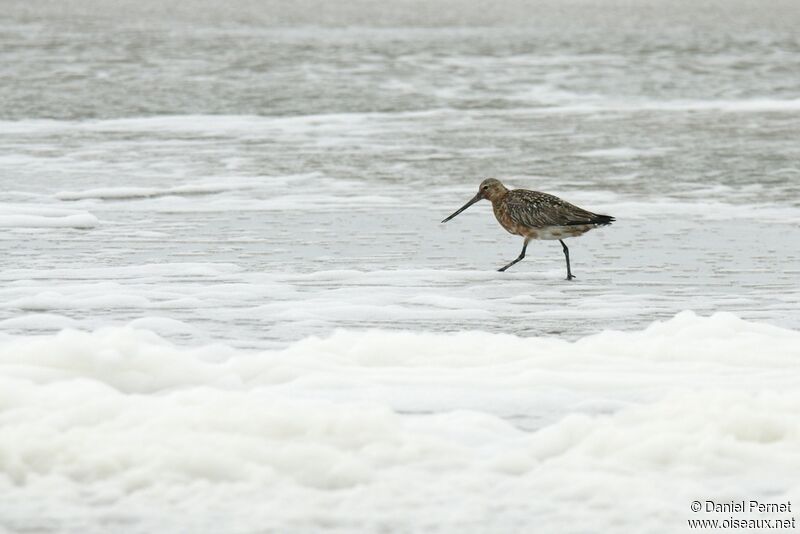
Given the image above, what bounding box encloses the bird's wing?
[504,190,600,227]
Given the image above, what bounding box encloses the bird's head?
[441,178,508,223]
[477,178,507,201]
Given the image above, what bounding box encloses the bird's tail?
[592,214,615,226]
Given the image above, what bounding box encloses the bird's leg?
[498,240,528,272]
[560,239,575,280]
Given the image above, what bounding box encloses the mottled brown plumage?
[441,178,614,280]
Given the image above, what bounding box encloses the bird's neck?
[485,188,509,204]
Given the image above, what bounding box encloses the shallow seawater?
[1,0,799,532]
[1,112,798,349]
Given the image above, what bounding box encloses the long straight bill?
[441,193,482,223]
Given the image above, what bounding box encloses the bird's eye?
[482,186,489,191]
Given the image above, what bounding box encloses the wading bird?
[441,178,614,280]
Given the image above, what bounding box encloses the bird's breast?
[492,202,526,236]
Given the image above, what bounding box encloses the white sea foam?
[0,312,798,532]
[3,95,800,138]
[55,182,257,201]
[0,213,98,228]
[577,147,675,159]
[527,98,800,114]
[0,203,99,228]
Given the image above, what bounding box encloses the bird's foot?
[566,274,576,281]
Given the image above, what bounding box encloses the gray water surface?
[1,0,799,349]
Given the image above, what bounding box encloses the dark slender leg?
[498,240,528,272]
[560,239,575,280]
